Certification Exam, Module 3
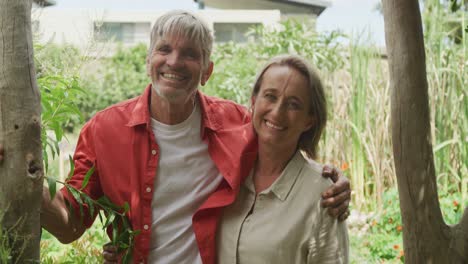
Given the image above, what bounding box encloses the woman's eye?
[264,93,276,100]
[288,102,301,110]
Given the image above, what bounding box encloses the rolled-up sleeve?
[307,207,349,264]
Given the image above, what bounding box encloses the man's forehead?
[157,33,202,49]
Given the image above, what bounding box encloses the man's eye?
[157,46,170,53]
[184,51,199,59]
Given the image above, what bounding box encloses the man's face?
[147,34,212,104]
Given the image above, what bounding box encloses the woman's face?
[252,65,314,151]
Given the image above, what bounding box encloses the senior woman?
[217,55,348,263]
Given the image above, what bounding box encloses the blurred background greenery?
[35,0,466,262]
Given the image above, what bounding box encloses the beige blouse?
[217,151,349,264]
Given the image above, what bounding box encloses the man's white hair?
[148,10,214,68]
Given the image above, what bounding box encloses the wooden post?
[382,0,467,262]
[0,0,43,262]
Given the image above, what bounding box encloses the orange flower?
[340,161,349,171]
[397,249,404,259]
[396,225,403,232]
[393,244,400,250]
[371,220,378,226]
[453,200,459,207]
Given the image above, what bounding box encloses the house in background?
[33,9,281,56]
[194,0,331,42]
[33,0,56,8]
[32,0,330,56]
[195,0,330,18]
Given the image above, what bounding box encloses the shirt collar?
[197,90,222,133]
[245,151,306,202]
[126,84,152,127]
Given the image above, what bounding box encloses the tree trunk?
[0,0,43,262]
[382,0,468,263]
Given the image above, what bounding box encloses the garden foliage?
[34,43,139,262]
[36,1,466,261]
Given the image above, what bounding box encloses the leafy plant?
[35,43,139,263]
[39,75,84,172]
[45,161,139,263]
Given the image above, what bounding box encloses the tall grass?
[322,1,467,215]
[348,42,369,211]
[423,1,467,206]
[322,38,395,212]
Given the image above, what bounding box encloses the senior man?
[40,10,351,264]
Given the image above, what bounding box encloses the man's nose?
[166,52,183,68]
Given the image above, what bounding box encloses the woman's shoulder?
[298,156,334,190]
[282,153,334,208]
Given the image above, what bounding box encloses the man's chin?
[152,85,196,104]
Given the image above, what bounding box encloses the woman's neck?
[253,143,296,193]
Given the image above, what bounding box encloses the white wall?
[32,8,281,56]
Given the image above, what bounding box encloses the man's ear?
[201,61,214,86]
[146,54,154,77]
[146,57,151,76]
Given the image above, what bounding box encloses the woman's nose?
[269,102,284,119]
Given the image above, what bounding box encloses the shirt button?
[143,225,149,230]
[146,187,152,193]
[151,149,157,155]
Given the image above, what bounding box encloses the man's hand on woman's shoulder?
[320,165,351,221]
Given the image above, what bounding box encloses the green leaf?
[83,195,95,218]
[98,211,104,226]
[46,140,56,160]
[80,165,95,191]
[54,139,60,156]
[43,150,49,173]
[68,155,75,179]
[434,139,459,153]
[123,202,130,213]
[104,212,116,229]
[97,196,121,211]
[121,252,131,264]
[68,186,84,224]
[47,177,57,200]
[112,221,119,244]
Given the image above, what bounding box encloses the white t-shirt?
[148,102,224,264]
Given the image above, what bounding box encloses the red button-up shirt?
[61,84,258,263]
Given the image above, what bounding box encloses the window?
[94,22,150,44]
[213,23,260,43]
